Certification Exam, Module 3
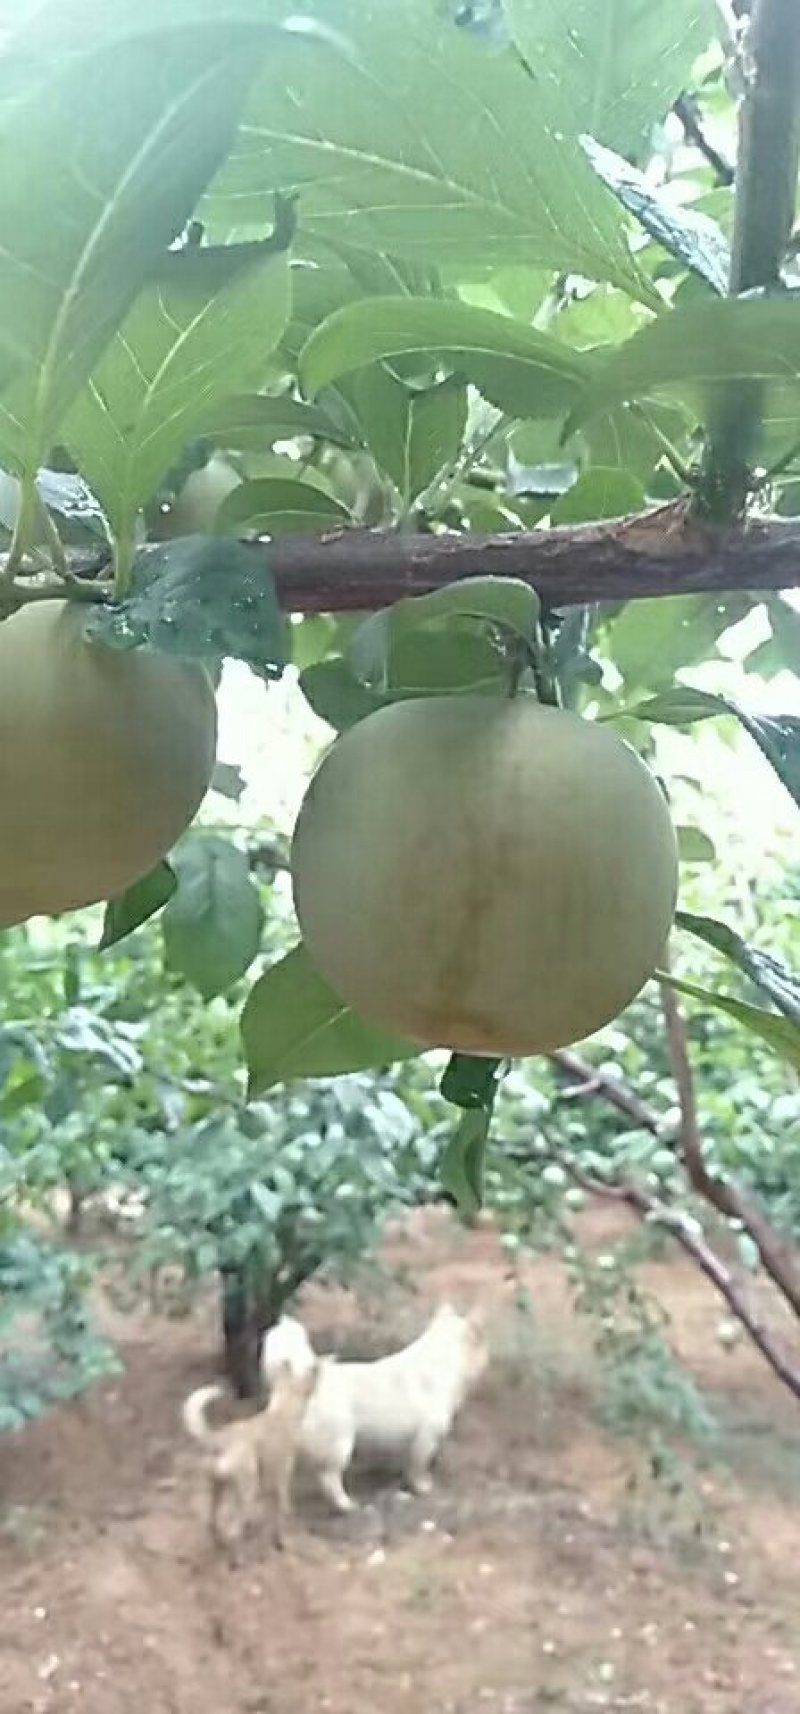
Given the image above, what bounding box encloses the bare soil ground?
[1,1208,799,1714]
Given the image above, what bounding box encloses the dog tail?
[182,1384,226,1448]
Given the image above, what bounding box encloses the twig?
[551,1146,800,1401]
[548,1047,661,1133]
[659,972,800,1321]
[673,94,735,185]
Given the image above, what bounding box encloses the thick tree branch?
[659,975,800,1322]
[265,508,800,613]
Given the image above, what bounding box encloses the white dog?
[262,1302,488,1513]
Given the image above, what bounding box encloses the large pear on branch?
[291,696,678,1057]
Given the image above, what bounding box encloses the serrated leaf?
[301,297,591,421]
[439,1108,489,1217]
[215,477,351,536]
[565,294,800,436]
[84,536,288,679]
[676,826,716,865]
[205,0,655,299]
[241,942,418,1094]
[350,366,467,503]
[659,973,800,1073]
[676,912,800,1026]
[550,466,645,524]
[508,0,712,160]
[163,835,263,1000]
[349,576,539,689]
[582,138,729,294]
[197,391,357,450]
[99,862,177,950]
[0,19,271,476]
[66,222,292,542]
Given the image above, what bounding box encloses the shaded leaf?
[676,826,716,865]
[441,1053,502,1112]
[241,942,418,1094]
[196,391,357,450]
[660,973,800,1073]
[607,597,747,693]
[728,706,800,812]
[216,477,351,536]
[84,536,288,679]
[66,219,293,541]
[301,297,591,420]
[439,1108,489,1217]
[676,911,800,1025]
[550,466,645,524]
[211,761,247,802]
[582,138,729,294]
[206,0,654,297]
[99,863,177,951]
[299,658,386,730]
[509,0,712,160]
[350,365,467,502]
[0,17,270,475]
[620,686,727,724]
[349,576,539,688]
[163,836,263,1000]
[565,293,800,435]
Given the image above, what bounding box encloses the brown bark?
[261,506,800,613]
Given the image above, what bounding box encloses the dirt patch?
[1,1211,798,1714]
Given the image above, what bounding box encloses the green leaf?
[206,0,655,298]
[99,863,177,950]
[0,18,271,476]
[625,686,800,808]
[549,467,645,524]
[215,477,351,536]
[726,707,800,813]
[659,974,800,1073]
[241,942,418,1094]
[620,686,727,724]
[349,576,539,689]
[565,294,800,435]
[350,366,467,503]
[676,826,716,865]
[211,761,247,802]
[676,911,800,1025]
[163,836,263,1001]
[508,0,712,160]
[299,658,386,731]
[607,597,747,694]
[66,221,292,542]
[301,297,591,421]
[84,536,288,679]
[439,1108,490,1218]
[441,1054,502,1112]
[582,138,729,294]
[196,391,357,450]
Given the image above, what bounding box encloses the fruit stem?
[112,532,136,601]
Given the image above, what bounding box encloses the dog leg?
[405,1426,441,1496]
[316,1467,355,1514]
